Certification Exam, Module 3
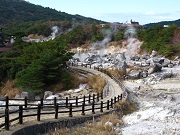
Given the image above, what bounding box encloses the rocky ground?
[120,65,180,135]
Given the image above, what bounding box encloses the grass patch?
[106,69,127,80]
[48,113,121,135]
[48,100,137,135]
[0,80,20,98]
[114,100,137,115]
[87,74,106,93]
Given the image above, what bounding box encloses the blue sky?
[26,0,180,25]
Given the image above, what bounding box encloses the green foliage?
[0,35,74,94]
[66,25,86,45]
[0,0,106,25]
[15,62,44,93]
[139,24,179,56]
[114,31,124,41]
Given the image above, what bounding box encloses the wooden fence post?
[19,105,23,124]
[88,94,91,103]
[114,97,117,104]
[55,104,58,119]
[5,109,9,130]
[97,93,99,102]
[93,94,95,103]
[5,96,9,109]
[92,102,95,114]
[107,100,109,110]
[76,97,78,107]
[54,97,57,107]
[66,97,68,107]
[83,95,86,105]
[101,92,103,99]
[69,103,73,117]
[37,104,41,121]
[118,95,120,101]
[111,98,113,108]
[100,101,103,112]
[24,96,27,108]
[120,94,123,100]
[40,98,43,107]
[81,103,85,115]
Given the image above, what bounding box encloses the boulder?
[162,59,171,67]
[148,63,162,74]
[141,54,150,60]
[44,91,53,99]
[168,64,174,68]
[130,55,140,61]
[150,50,157,57]
[115,53,126,61]
[153,57,164,64]
[128,70,141,79]
[15,94,21,99]
[140,71,148,78]
[117,61,128,70]
[21,92,28,99]
[35,95,41,100]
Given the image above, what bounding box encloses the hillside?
[144,19,180,27]
[0,0,105,25]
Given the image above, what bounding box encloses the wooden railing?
[0,62,127,131]
[0,94,123,130]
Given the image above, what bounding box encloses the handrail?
[0,62,127,131]
[0,94,122,130]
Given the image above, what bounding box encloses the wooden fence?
[0,94,123,130]
[0,62,127,131]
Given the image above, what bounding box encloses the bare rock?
[14,94,21,99]
[148,63,162,74]
[140,71,148,78]
[150,50,157,57]
[35,95,41,100]
[128,70,141,79]
[21,92,28,98]
[117,61,128,70]
[162,59,171,67]
[44,91,53,99]
[141,54,150,60]
[130,55,140,61]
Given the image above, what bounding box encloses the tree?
[13,37,73,93]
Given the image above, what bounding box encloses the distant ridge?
[144,19,180,27]
[0,0,106,24]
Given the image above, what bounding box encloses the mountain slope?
[144,19,180,27]
[0,0,105,24]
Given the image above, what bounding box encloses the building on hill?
[129,19,140,27]
[107,20,141,28]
